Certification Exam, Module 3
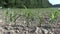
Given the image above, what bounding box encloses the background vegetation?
[0,0,52,8]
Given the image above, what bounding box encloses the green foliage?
[4,10,9,23]
[42,0,52,8]
[25,10,35,27]
[0,0,52,8]
[3,8,60,27]
[49,11,58,24]
[38,15,44,26]
[25,11,34,20]
[3,9,20,23]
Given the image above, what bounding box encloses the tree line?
[0,0,52,8]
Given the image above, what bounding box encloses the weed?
[48,11,59,28]
[38,16,43,27]
[37,11,44,27]
[49,11,58,24]
[25,11,35,27]
[4,10,9,23]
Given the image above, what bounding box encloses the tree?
[0,0,52,8]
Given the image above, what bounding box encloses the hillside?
[53,4,60,7]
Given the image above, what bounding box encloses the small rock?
[42,28,48,34]
[3,26,8,30]
[28,26,36,33]
[35,27,43,34]
[15,30,20,33]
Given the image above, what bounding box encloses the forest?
[0,0,52,8]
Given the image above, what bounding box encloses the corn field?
[0,8,60,27]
